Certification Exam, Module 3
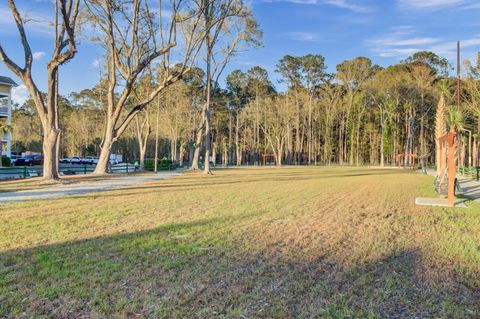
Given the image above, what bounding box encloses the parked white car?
[61,156,82,164]
[82,156,99,165]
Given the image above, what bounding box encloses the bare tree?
[318,82,341,164]
[258,96,292,166]
[131,72,154,170]
[336,57,375,165]
[135,110,152,171]
[84,0,206,174]
[189,0,261,174]
[0,0,80,180]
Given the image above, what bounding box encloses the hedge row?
[144,158,177,171]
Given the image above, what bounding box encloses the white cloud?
[11,85,30,106]
[32,51,46,60]
[368,37,440,47]
[398,0,464,9]
[376,48,419,58]
[428,37,480,58]
[284,32,321,42]
[366,27,443,58]
[261,0,375,13]
[397,0,480,10]
[367,25,480,62]
[92,59,100,68]
[322,0,374,12]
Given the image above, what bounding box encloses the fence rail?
[0,163,139,180]
[0,166,30,179]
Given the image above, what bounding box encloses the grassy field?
[0,167,479,318]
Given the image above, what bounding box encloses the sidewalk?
[0,170,182,204]
[422,168,480,203]
[456,176,480,202]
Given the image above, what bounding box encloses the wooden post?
[439,148,443,185]
[447,132,456,207]
[438,131,456,207]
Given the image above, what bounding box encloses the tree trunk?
[223,140,228,167]
[191,123,203,170]
[135,113,151,171]
[380,108,385,167]
[275,149,282,167]
[295,92,301,165]
[95,121,116,174]
[179,142,186,167]
[339,117,345,165]
[308,94,313,165]
[139,147,146,171]
[154,97,160,173]
[420,92,425,170]
[350,124,355,165]
[236,115,241,166]
[204,108,212,174]
[356,121,361,166]
[212,142,217,166]
[42,127,60,180]
[228,111,233,164]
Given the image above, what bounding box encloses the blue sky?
[1,0,480,104]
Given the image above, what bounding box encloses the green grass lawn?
[1,167,479,318]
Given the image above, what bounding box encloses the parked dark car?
[10,154,20,166]
[15,154,44,166]
[82,156,99,165]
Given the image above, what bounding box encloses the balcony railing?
[0,106,9,117]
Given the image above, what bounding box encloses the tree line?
[2,1,479,180]
[11,50,480,174]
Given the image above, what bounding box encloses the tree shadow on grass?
[1,217,479,319]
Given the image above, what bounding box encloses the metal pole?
[457,41,461,110]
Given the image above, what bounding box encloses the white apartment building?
[0,76,17,158]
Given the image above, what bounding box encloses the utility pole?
[457,41,461,110]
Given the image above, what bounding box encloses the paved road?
[0,171,183,204]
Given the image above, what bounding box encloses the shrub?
[1,156,11,167]
[144,157,177,171]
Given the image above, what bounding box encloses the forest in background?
[10,50,480,169]
[3,0,480,177]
